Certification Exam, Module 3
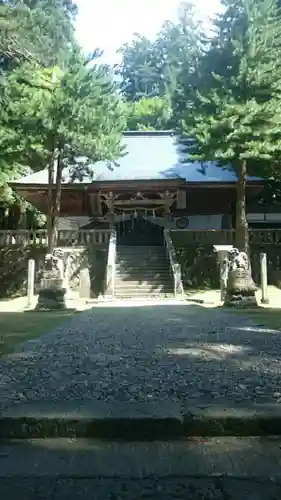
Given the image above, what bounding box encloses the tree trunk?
[53,153,63,248]
[47,151,62,253]
[235,160,249,253]
[47,155,55,254]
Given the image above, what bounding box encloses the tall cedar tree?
[178,0,281,252]
[7,55,125,251]
[116,2,203,105]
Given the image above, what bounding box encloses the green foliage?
[116,2,203,104]
[0,0,78,227]
[124,97,172,130]
[3,53,125,247]
[180,0,281,169]
[117,35,160,100]
[176,0,281,250]
[0,0,77,67]
[6,55,125,178]
[0,246,45,299]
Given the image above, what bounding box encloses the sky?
[75,0,222,65]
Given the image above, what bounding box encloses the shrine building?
[10,130,274,246]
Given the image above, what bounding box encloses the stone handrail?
[164,229,184,298]
[3,228,281,248]
[0,229,111,247]
[105,229,117,298]
[0,229,47,246]
[169,229,235,245]
[169,228,281,245]
[57,229,111,246]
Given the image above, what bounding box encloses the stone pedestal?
[224,268,258,308]
[36,272,67,311]
[79,268,91,299]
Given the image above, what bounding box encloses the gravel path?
[1,303,281,410]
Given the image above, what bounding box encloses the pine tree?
[6,54,125,250]
[0,0,78,228]
[178,0,281,252]
[0,0,77,67]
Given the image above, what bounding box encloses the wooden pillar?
[177,190,186,210]
[88,192,102,216]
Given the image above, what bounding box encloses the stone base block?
[36,287,67,311]
[224,292,258,308]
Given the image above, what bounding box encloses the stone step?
[116,280,172,285]
[3,400,281,440]
[117,266,169,270]
[117,252,167,257]
[116,265,170,275]
[116,257,169,266]
[117,251,167,255]
[115,281,173,288]
[117,246,165,249]
[117,248,166,252]
[114,288,174,295]
[116,275,171,281]
[116,262,170,268]
[116,248,167,255]
[117,256,169,260]
[115,279,172,288]
[117,261,168,266]
[115,272,172,278]
[116,264,169,269]
[117,249,167,253]
[115,292,174,298]
[116,271,171,277]
[115,275,172,281]
[114,244,173,299]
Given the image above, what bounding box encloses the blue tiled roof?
[12,132,262,184]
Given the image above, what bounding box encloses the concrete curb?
[1,403,281,439]
[183,404,281,437]
[0,417,183,440]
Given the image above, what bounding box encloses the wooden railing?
[249,229,281,244]
[0,229,111,247]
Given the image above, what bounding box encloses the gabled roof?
[11,131,262,185]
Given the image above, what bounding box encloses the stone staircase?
[114,245,174,298]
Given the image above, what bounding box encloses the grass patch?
[0,310,76,356]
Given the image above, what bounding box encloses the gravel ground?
[1,303,281,409]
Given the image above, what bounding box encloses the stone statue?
[36,249,67,310]
[224,248,257,308]
[228,248,250,271]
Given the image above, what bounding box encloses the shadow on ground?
[0,310,77,355]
